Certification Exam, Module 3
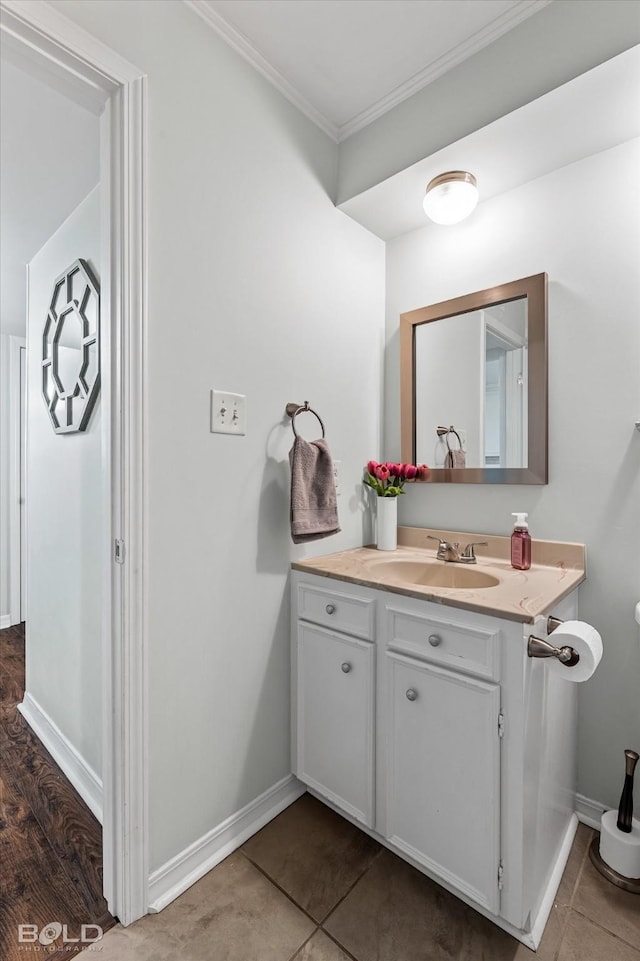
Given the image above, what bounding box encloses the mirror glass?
[401,274,547,484]
[55,309,84,394]
[415,299,528,469]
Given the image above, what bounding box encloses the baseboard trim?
[0,614,12,629]
[148,774,306,914]
[18,692,103,823]
[529,814,578,950]
[575,793,607,830]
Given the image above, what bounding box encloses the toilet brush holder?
[589,812,640,894]
[589,748,640,894]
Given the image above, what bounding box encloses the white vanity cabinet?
[291,568,580,950]
[293,581,376,827]
[380,599,504,914]
[385,654,501,913]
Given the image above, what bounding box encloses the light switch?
[210,390,246,435]
[333,459,341,496]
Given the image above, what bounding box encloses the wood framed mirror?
[400,273,548,484]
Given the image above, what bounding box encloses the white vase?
[376,496,398,551]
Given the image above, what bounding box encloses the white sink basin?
[368,558,500,590]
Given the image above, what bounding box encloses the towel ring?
[286,401,326,438]
[445,428,463,453]
[437,425,463,451]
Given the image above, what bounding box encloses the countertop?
[291,527,586,624]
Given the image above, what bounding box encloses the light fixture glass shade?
[423,171,479,225]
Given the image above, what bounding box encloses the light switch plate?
[210,390,246,435]
[333,460,341,496]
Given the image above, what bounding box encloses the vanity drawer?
[386,606,500,680]
[297,582,375,640]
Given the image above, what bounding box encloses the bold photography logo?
[18,922,103,946]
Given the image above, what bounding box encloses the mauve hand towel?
[289,436,340,544]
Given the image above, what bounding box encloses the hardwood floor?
[0,623,115,960]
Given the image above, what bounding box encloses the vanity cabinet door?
[295,623,375,827]
[386,652,501,914]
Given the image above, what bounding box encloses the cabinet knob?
[428,634,442,647]
[406,688,418,701]
[326,604,336,615]
[341,662,352,674]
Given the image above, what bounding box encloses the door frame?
[0,0,148,924]
[7,335,25,626]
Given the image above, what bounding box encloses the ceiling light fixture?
[423,171,479,225]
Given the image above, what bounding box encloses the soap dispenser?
[511,513,531,570]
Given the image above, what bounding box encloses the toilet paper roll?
[545,620,602,682]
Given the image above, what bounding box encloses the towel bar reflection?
[286,401,326,438]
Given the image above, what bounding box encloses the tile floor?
[95,794,639,961]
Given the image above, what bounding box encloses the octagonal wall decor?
[42,258,100,434]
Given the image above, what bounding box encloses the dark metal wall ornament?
[41,258,100,434]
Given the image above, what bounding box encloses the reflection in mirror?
[401,273,547,484]
[55,310,84,395]
[416,299,528,469]
[484,301,527,468]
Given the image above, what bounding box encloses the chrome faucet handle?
[460,541,488,563]
[426,535,446,546]
[426,535,452,561]
[427,534,460,561]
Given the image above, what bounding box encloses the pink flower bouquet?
[364,460,431,497]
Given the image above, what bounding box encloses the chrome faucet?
[426,535,488,564]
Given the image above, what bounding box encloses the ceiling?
[0,58,100,336]
[340,45,640,239]
[189,0,550,141]
[3,3,635,333]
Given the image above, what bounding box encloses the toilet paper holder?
[527,616,580,667]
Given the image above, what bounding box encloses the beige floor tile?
[557,823,594,905]
[509,822,596,961]
[572,840,640,949]
[511,901,568,961]
[293,929,353,961]
[90,814,616,961]
[324,848,527,961]
[242,793,381,921]
[90,923,184,961]
[557,911,640,961]
[95,851,315,961]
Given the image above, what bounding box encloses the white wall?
[0,57,100,337]
[385,139,640,808]
[26,187,102,778]
[0,52,100,630]
[415,311,483,467]
[51,0,385,874]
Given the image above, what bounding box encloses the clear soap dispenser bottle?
[511,512,531,570]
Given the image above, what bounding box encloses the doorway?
[0,0,148,930]
[1,61,109,951]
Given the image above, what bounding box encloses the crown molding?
[183,0,339,141]
[184,0,551,145]
[336,0,552,141]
